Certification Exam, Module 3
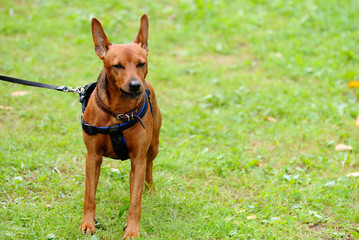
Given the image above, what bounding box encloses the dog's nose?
[129,80,141,92]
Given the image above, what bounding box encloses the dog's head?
[91,15,149,99]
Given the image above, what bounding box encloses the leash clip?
[64,86,74,92]
[57,85,85,94]
[74,86,85,94]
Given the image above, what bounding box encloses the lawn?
[1,0,359,239]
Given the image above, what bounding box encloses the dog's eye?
[137,62,146,68]
[113,64,124,69]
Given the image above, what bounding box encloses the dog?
[80,14,162,239]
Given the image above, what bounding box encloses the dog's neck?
[96,70,143,113]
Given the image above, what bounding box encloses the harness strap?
[110,133,129,160]
[80,82,97,114]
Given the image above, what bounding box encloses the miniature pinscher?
[80,14,162,239]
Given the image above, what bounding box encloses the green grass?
[1,0,359,239]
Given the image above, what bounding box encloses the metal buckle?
[116,113,134,122]
[116,114,122,121]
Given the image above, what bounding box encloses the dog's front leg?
[81,152,103,234]
[123,156,146,239]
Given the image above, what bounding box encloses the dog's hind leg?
[145,142,158,193]
[81,153,103,234]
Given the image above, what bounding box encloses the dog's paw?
[81,224,96,235]
[122,225,140,239]
[80,219,96,235]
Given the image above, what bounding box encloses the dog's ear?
[91,18,112,59]
[134,14,149,51]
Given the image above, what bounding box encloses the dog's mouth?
[120,88,142,99]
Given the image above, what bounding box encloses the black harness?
[79,82,152,160]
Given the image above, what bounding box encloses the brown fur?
[80,14,161,239]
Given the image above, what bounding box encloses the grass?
[1,0,359,239]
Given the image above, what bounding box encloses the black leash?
[0,74,83,93]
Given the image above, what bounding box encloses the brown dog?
[80,14,161,239]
